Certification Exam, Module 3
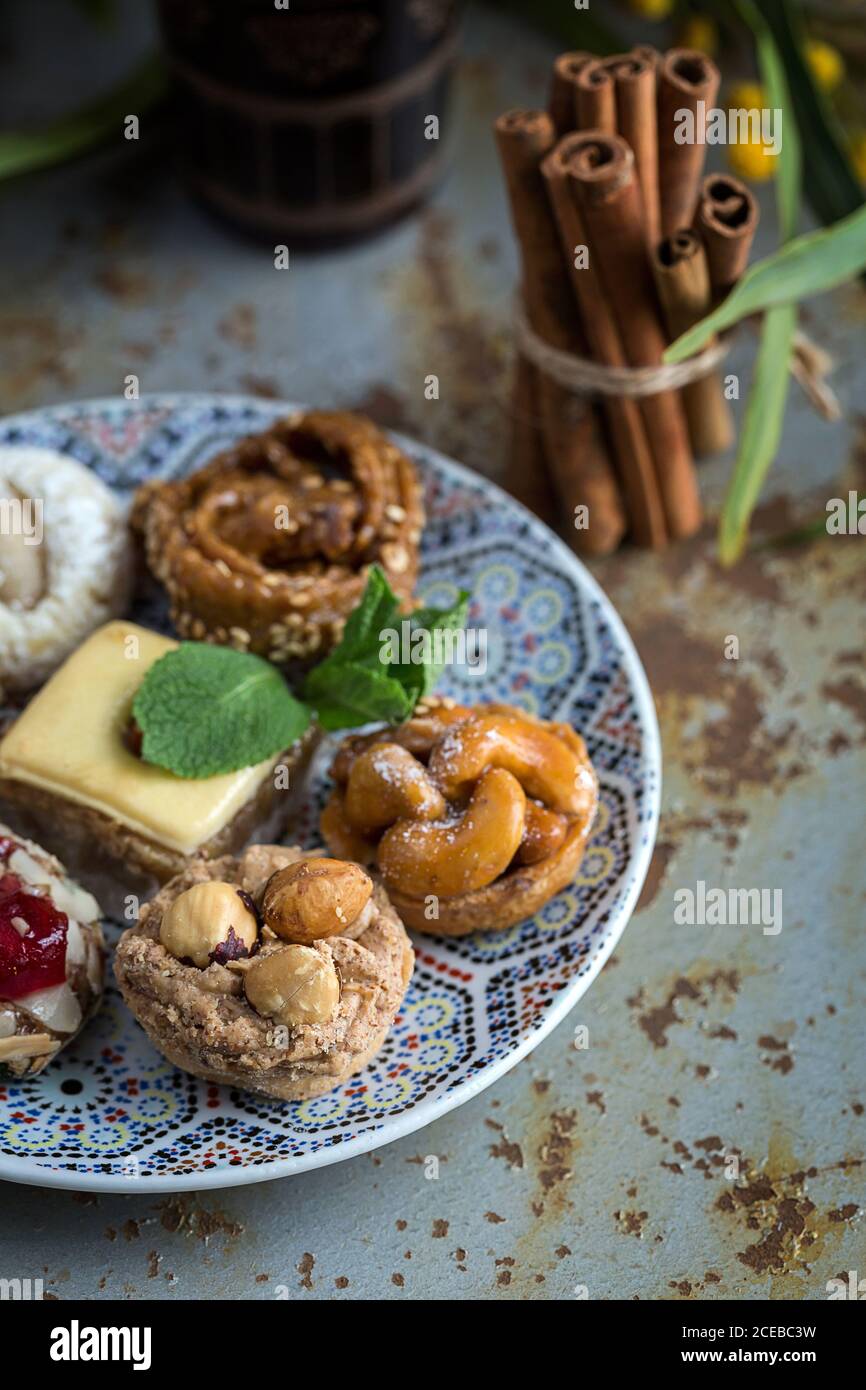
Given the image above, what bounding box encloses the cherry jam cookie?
[0,824,105,1078]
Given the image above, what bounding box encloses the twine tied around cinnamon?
[514,299,731,400]
[515,300,840,419]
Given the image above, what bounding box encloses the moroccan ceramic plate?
[0,395,660,1192]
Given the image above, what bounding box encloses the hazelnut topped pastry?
[321,698,599,936]
[115,845,414,1101]
[132,409,424,664]
[0,824,104,1078]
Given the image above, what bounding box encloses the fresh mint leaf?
[133,643,310,779]
[310,662,413,732]
[302,568,472,731]
[334,564,401,660]
[385,591,471,703]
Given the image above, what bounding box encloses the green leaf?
[302,567,398,711]
[303,569,472,731]
[385,591,471,704]
[664,202,866,361]
[736,0,801,240]
[310,664,413,732]
[761,0,865,233]
[710,2,804,565]
[330,565,400,662]
[133,643,310,779]
[0,54,166,183]
[719,302,797,566]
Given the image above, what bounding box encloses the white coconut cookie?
[0,446,131,692]
[0,823,105,1079]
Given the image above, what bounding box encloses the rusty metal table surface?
[0,1,864,1301]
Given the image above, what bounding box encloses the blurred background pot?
[157,0,461,244]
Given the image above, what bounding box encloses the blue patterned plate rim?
[0,394,661,1192]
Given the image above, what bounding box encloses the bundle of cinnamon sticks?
[496,48,759,555]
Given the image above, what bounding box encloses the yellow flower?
[678,16,717,56]
[727,140,777,182]
[628,0,674,19]
[850,132,866,185]
[728,81,768,111]
[725,81,776,181]
[805,38,845,93]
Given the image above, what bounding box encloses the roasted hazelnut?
[261,858,372,944]
[244,944,340,1027]
[160,881,258,968]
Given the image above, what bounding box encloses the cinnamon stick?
[652,229,734,458]
[542,137,668,547]
[604,50,661,249]
[575,60,617,133]
[549,51,592,136]
[693,173,760,298]
[565,131,701,539]
[634,45,661,71]
[505,352,558,522]
[494,109,626,555]
[657,49,720,238]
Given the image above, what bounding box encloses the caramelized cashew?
[516,800,568,866]
[344,743,446,831]
[393,704,474,758]
[377,767,526,898]
[329,704,473,784]
[429,713,593,816]
[320,790,378,866]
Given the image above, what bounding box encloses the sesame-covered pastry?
[131,410,424,663]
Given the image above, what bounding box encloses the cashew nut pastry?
[321,698,599,936]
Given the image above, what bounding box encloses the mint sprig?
[303,566,469,732]
[132,569,471,777]
[132,644,311,779]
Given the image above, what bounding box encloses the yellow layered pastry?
[0,622,314,911]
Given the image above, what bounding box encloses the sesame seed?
[382,543,409,574]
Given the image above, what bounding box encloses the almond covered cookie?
[114,845,414,1101]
